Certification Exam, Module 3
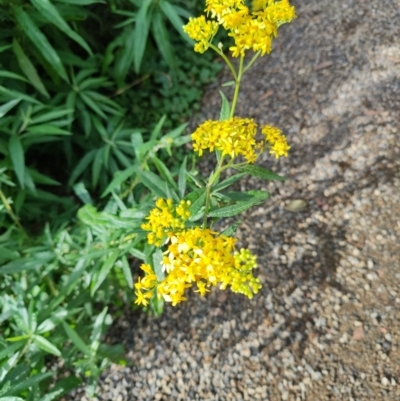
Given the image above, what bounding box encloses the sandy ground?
[71,0,400,399]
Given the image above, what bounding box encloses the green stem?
[243,51,261,74]
[210,44,238,81]
[230,55,244,118]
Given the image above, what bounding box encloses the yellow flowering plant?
[134,0,296,309]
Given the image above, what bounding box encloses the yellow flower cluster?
[135,200,261,306]
[191,117,289,162]
[183,15,219,53]
[183,0,296,57]
[261,125,291,158]
[141,198,191,246]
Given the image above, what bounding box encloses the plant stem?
[210,44,238,81]
[230,55,244,118]
[203,155,226,228]
[243,51,261,74]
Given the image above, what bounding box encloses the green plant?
[0,0,296,398]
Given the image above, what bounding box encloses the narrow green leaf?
[150,115,166,141]
[219,90,231,121]
[220,220,242,237]
[128,248,146,261]
[25,124,71,136]
[92,148,104,188]
[136,170,169,199]
[101,164,137,197]
[0,396,24,401]
[178,156,187,199]
[68,149,96,186]
[0,342,24,361]
[121,255,133,289]
[188,189,206,219]
[91,250,120,295]
[234,164,287,181]
[33,335,61,356]
[30,108,73,124]
[3,372,53,396]
[12,5,68,82]
[209,197,269,218]
[90,307,108,344]
[0,99,21,118]
[0,71,28,82]
[31,0,92,55]
[151,11,176,71]
[62,322,91,356]
[13,38,49,98]
[55,0,104,3]
[133,0,153,73]
[221,80,235,87]
[151,156,177,190]
[159,0,192,44]
[73,182,93,205]
[212,172,245,192]
[152,249,165,281]
[0,86,41,105]
[8,136,25,188]
[80,92,106,118]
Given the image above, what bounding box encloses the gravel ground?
[71,0,400,399]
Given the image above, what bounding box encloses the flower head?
[183,0,296,57]
[261,125,290,158]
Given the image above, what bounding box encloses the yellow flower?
[261,125,290,158]
[183,15,219,53]
[183,0,296,58]
[191,117,260,163]
[195,281,210,296]
[141,199,191,246]
[134,290,149,306]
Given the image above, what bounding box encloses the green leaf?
[12,5,69,82]
[79,92,106,118]
[133,0,153,73]
[212,172,245,192]
[55,0,104,3]
[234,164,287,181]
[8,136,25,188]
[33,335,61,356]
[28,168,60,185]
[188,189,206,219]
[209,195,269,218]
[121,255,133,289]
[0,397,24,401]
[151,156,177,191]
[30,108,73,124]
[219,90,230,121]
[0,99,21,119]
[159,0,192,43]
[101,164,137,197]
[136,170,169,199]
[221,80,235,87]
[220,220,242,237]
[25,124,71,136]
[73,182,93,205]
[151,11,176,71]
[62,322,91,356]
[2,372,53,396]
[90,307,108,344]
[150,115,166,141]
[31,0,92,55]
[12,38,49,98]
[152,248,165,281]
[68,149,96,186]
[0,342,24,361]
[0,71,28,82]
[0,86,41,105]
[91,148,104,188]
[178,156,187,199]
[91,249,120,295]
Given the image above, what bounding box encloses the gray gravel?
[71,0,400,399]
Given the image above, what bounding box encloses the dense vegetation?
[0,0,222,398]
